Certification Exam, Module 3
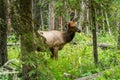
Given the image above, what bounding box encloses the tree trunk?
[101,8,105,32]
[78,0,85,32]
[7,0,12,36]
[49,0,55,30]
[32,0,41,30]
[19,0,35,79]
[9,0,21,41]
[85,0,90,34]
[0,0,8,66]
[90,0,98,64]
[117,22,120,53]
[105,11,112,36]
[59,16,63,31]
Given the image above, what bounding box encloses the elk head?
[65,21,81,33]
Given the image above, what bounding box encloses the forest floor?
[2,32,120,80]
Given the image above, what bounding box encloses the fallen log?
[64,72,76,79]
[87,43,114,49]
[74,73,101,80]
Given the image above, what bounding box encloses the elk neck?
[63,31,75,43]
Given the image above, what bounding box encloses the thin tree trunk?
[90,0,98,64]
[78,0,85,31]
[7,0,12,35]
[85,0,90,34]
[40,10,44,30]
[49,0,55,30]
[32,0,41,30]
[0,0,8,66]
[59,16,63,31]
[117,22,120,52]
[101,8,105,32]
[105,11,112,35]
[95,9,98,32]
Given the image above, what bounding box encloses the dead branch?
[0,71,19,75]
[74,73,101,80]
[75,65,120,80]
[1,59,20,71]
[7,43,20,46]
[64,72,76,79]
[0,59,20,80]
[87,43,113,49]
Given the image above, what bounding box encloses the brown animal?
[38,21,81,60]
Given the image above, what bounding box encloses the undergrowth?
[5,32,120,80]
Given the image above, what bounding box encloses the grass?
[8,46,20,60]
[6,32,120,80]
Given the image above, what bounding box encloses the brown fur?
[38,21,81,60]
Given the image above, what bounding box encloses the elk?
[37,21,81,60]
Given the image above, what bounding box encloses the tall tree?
[84,0,90,34]
[0,0,8,66]
[19,0,35,79]
[90,0,98,64]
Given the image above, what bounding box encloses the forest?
[0,0,120,80]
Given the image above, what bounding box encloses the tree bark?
[85,0,90,34]
[117,22,120,52]
[105,11,112,35]
[0,0,8,66]
[101,8,105,32]
[32,0,41,30]
[19,0,35,79]
[49,0,55,30]
[90,0,98,64]
[59,16,63,31]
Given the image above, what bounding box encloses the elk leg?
[50,48,54,58]
[53,47,58,60]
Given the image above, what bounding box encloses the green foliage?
[7,34,18,43]
[98,32,116,44]
[5,32,120,80]
[94,66,120,79]
[46,32,119,80]
[0,75,13,80]
[8,46,20,60]
[55,0,81,20]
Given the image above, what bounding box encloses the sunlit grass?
[46,33,120,80]
[8,46,20,60]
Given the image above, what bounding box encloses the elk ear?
[69,21,77,27]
